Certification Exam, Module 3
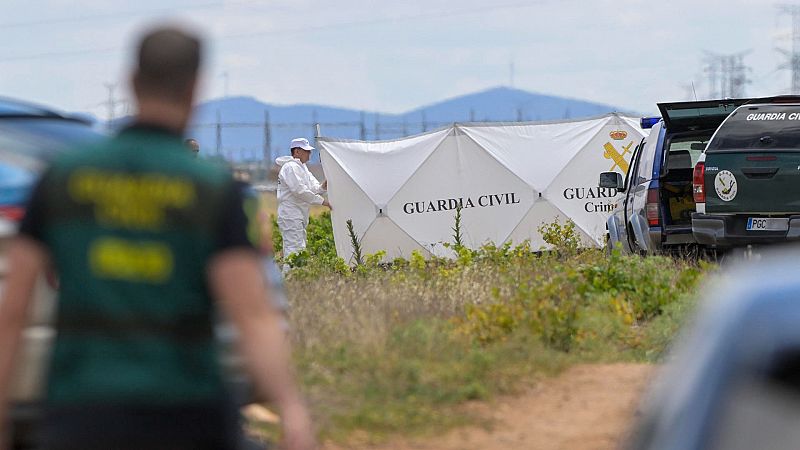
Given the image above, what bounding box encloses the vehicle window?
[636,124,659,184]
[623,139,643,190]
[666,135,709,169]
[0,118,103,162]
[707,105,800,152]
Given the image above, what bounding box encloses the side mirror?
[599,171,624,191]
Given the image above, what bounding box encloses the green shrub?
[270,214,282,254]
[453,247,705,352]
[537,219,580,255]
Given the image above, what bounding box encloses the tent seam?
[538,116,617,197]
[320,148,385,208]
[382,128,455,208]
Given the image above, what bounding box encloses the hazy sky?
[0,0,794,118]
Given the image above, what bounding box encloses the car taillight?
[0,205,25,222]
[646,188,660,227]
[693,162,706,203]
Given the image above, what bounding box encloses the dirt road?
[322,363,655,450]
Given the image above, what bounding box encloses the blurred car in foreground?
[626,246,800,450]
[0,98,103,228]
[0,98,105,448]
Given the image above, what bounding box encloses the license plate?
[746,217,789,231]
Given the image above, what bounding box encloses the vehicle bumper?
[648,227,663,251]
[644,226,695,251]
[663,225,695,246]
[692,213,800,248]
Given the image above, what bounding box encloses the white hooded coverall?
[275,156,325,258]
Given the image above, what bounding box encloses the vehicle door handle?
[741,167,778,179]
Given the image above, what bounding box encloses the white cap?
[290,137,315,151]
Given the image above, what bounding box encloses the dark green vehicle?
[692,97,800,248]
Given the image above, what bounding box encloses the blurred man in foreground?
[0,25,313,450]
[275,138,329,270]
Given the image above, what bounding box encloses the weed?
[346,218,364,266]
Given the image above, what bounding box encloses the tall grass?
[263,214,711,441]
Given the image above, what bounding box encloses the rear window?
[707,104,800,152]
[666,135,709,169]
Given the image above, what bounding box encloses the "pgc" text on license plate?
[746,217,789,231]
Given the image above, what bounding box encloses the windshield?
[707,105,800,152]
[0,117,104,163]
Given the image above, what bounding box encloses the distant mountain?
[185,86,632,163]
[402,86,629,123]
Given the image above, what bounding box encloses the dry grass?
[287,265,500,352]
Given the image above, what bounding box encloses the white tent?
[318,114,645,262]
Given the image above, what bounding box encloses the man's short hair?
[135,26,202,101]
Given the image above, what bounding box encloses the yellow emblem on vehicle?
[603,141,633,173]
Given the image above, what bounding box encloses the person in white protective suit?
[276,137,330,264]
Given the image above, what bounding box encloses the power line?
[0,0,275,29]
[0,1,557,63]
[222,1,553,40]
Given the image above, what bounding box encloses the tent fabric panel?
[359,217,432,262]
[387,133,535,251]
[459,116,611,191]
[319,149,379,259]
[317,128,450,205]
[506,200,570,249]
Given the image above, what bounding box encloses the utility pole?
[263,110,271,163]
[704,52,721,98]
[729,52,751,98]
[421,110,427,132]
[778,4,800,94]
[374,113,380,140]
[312,110,318,149]
[215,110,222,157]
[359,111,366,140]
[103,83,117,128]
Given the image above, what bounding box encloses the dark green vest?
[33,127,237,405]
